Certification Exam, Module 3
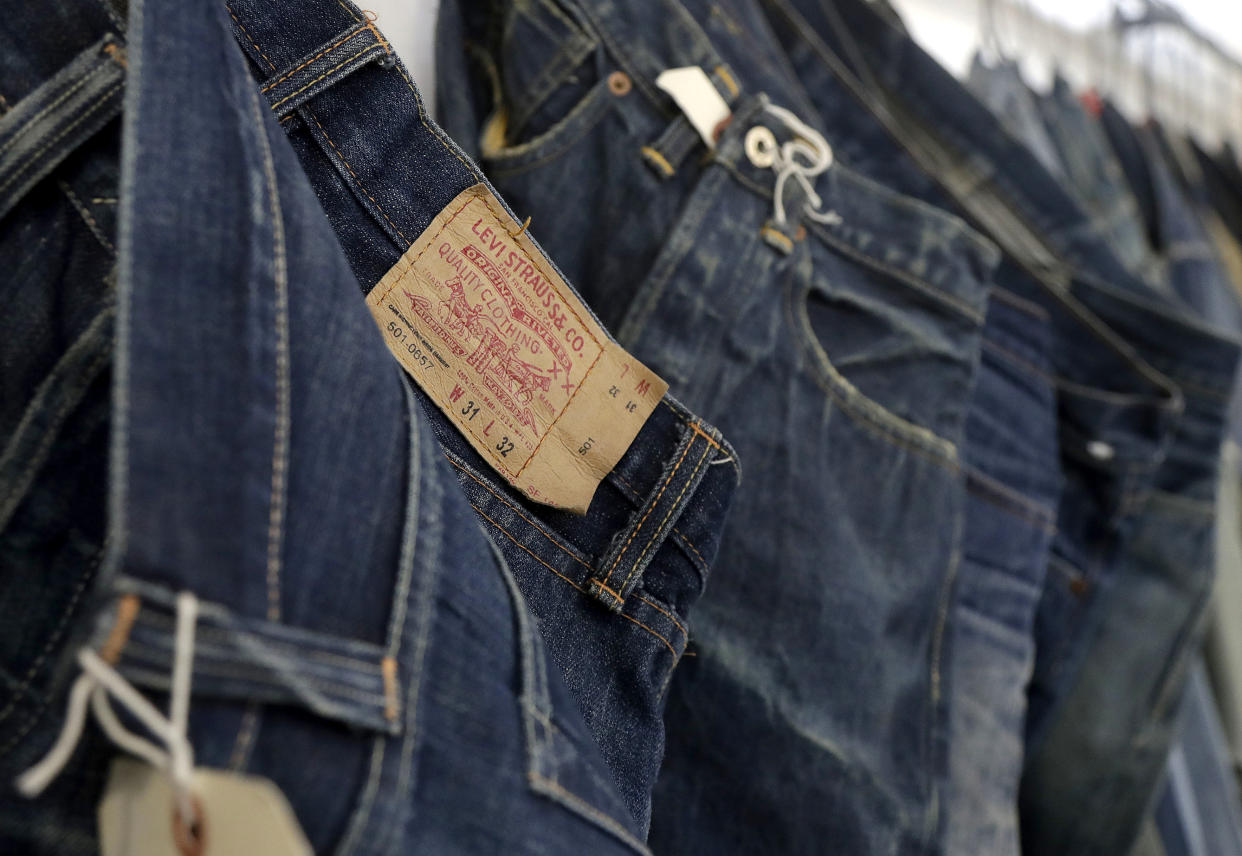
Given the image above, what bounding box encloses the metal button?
[1086,440,1115,462]
[607,71,632,96]
[745,126,778,168]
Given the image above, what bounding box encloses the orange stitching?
[601,438,693,586]
[226,5,277,71]
[100,595,140,664]
[449,457,687,637]
[472,505,586,593]
[261,25,369,92]
[306,110,409,243]
[677,532,706,566]
[446,457,592,571]
[269,46,380,112]
[687,420,722,450]
[611,472,708,572]
[619,613,676,658]
[619,446,712,593]
[381,655,400,721]
[592,580,623,601]
[102,42,127,68]
[365,21,391,56]
[471,505,677,657]
[634,595,686,637]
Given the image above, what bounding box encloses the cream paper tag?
[367,184,668,513]
[98,759,312,856]
[655,67,732,149]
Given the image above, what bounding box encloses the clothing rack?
[1113,0,1242,80]
[890,0,1242,152]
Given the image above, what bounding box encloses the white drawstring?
[758,102,842,229]
[16,592,200,827]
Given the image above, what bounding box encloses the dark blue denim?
[0,1,122,848]
[750,1,1239,853]
[947,289,1060,855]
[438,1,1000,852]
[222,0,740,834]
[0,0,694,852]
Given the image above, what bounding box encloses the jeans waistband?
[485,0,998,326]
[224,0,741,599]
[758,0,1239,485]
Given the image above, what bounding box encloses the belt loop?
[586,419,722,612]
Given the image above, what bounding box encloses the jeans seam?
[600,432,696,586]
[0,80,123,199]
[470,503,680,656]
[528,772,653,855]
[259,23,369,92]
[0,60,108,160]
[0,544,104,757]
[250,84,290,624]
[786,276,962,468]
[269,46,381,113]
[58,180,115,255]
[617,444,712,594]
[304,108,410,244]
[226,3,278,71]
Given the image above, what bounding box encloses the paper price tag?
[98,759,312,856]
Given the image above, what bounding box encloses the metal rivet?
[1069,577,1089,597]
[745,126,778,168]
[607,71,632,96]
[1086,440,1115,462]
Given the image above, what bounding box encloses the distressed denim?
[0,0,123,848]
[438,1,998,852]
[966,56,1065,183]
[222,0,739,833]
[1035,75,1155,281]
[947,289,1060,856]
[1151,660,1242,856]
[0,0,698,853]
[751,1,1239,853]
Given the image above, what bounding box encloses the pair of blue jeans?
[0,0,737,852]
[437,1,1001,852]
[755,1,1238,853]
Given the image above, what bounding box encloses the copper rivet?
[1069,578,1089,597]
[795,225,807,241]
[172,796,206,856]
[607,71,632,96]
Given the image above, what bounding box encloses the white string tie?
[752,102,842,229]
[16,592,200,827]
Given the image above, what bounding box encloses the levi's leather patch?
[366,184,667,513]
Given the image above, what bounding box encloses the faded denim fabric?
[947,289,1059,856]
[750,1,1239,853]
[438,1,999,852]
[966,56,1065,183]
[0,0,688,852]
[1035,75,1154,281]
[1151,660,1242,856]
[223,0,739,834]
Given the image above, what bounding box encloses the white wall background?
[889,0,1242,147]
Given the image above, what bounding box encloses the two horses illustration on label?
[438,276,552,405]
